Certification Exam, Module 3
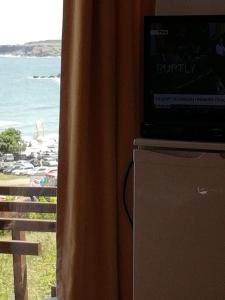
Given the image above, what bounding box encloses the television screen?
[144,15,225,123]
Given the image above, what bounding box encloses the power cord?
[123,160,134,228]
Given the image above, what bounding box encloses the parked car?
[42,159,58,167]
[47,161,58,167]
[13,153,28,161]
[0,161,5,172]
[2,153,14,162]
[27,166,51,176]
[29,158,41,167]
[3,164,22,174]
[21,166,35,175]
[16,160,29,165]
[12,165,34,176]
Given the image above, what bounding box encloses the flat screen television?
[143,15,225,141]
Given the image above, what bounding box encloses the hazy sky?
[0,0,63,45]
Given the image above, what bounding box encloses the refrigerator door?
[134,142,225,300]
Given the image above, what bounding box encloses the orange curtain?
[57,1,155,299]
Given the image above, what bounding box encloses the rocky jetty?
[0,40,61,57]
[33,74,60,79]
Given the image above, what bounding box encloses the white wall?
[156,0,225,15]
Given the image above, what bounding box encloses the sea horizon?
[0,56,60,137]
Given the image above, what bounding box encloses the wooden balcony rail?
[0,201,56,213]
[0,218,56,232]
[0,240,41,255]
[0,186,57,300]
[0,186,57,197]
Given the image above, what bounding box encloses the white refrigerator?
[134,139,225,300]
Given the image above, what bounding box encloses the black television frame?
[143,15,225,130]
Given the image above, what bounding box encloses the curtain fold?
[57,1,155,299]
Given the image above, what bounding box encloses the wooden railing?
[0,186,57,300]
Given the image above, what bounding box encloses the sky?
[0,0,63,45]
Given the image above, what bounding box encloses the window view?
[0,1,63,299]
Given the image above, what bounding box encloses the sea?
[0,56,61,139]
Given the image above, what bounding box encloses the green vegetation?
[0,128,26,154]
[27,232,56,299]
[0,252,14,299]
[0,232,56,300]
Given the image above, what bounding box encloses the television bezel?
[144,14,225,126]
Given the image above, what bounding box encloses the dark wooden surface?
[0,218,56,232]
[0,186,57,197]
[0,240,41,255]
[0,201,56,213]
[51,286,57,297]
[0,186,57,299]
[12,230,28,300]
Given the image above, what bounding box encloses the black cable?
[123,160,134,228]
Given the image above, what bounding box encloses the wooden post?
[51,286,57,297]
[12,230,28,300]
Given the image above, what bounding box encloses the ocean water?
[0,56,61,138]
